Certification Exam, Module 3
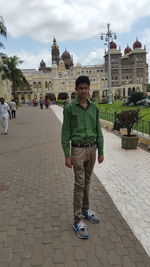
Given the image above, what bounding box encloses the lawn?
[97,100,150,135]
[97,100,150,120]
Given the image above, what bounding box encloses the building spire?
[53,37,57,45]
[51,37,60,66]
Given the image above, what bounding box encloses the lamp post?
[101,23,117,104]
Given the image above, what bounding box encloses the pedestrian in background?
[61,76,104,239]
[0,97,11,135]
[9,99,17,118]
[39,98,44,109]
[45,98,49,109]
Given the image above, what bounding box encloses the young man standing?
[0,98,11,135]
[61,76,104,239]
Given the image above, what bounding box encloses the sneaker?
[73,221,89,239]
[82,209,100,223]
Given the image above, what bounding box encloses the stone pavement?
[0,105,150,267]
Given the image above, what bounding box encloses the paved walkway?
[0,105,150,267]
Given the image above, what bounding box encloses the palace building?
[0,37,148,103]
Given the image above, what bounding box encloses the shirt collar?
[74,98,92,106]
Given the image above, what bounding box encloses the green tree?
[0,16,7,48]
[0,55,29,100]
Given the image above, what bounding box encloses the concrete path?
[0,105,150,267]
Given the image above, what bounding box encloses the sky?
[0,0,150,77]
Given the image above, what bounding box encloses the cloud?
[140,29,150,74]
[141,29,150,46]
[1,0,150,42]
[5,48,51,70]
[83,48,104,65]
[5,48,80,70]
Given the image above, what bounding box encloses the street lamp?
[101,23,117,104]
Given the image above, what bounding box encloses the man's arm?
[96,107,104,163]
[8,110,11,119]
[7,104,11,119]
[61,106,72,168]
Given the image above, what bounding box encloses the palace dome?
[133,39,142,49]
[124,45,132,54]
[61,50,71,59]
[110,41,117,49]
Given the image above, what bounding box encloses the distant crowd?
[22,98,56,108]
[0,97,55,135]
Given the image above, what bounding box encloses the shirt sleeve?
[61,106,71,158]
[96,107,104,155]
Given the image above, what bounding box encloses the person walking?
[9,99,17,118]
[61,76,104,239]
[39,98,44,109]
[45,99,49,109]
[0,97,11,135]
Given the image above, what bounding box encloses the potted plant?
[117,109,141,149]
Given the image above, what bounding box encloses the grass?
[97,100,150,120]
[97,100,150,135]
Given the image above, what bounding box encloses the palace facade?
[0,38,148,102]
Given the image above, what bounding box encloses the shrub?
[129,92,146,104]
[117,109,141,136]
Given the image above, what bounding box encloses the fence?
[100,110,150,136]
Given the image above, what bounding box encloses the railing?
[134,120,150,136]
[100,111,116,123]
[100,110,150,136]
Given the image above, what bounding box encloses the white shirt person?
[0,98,11,135]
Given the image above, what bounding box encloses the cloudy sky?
[0,0,150,74]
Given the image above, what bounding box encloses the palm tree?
[0,16,7,48]
[0,55,29,100]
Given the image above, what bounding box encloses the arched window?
[45,82,48,88]
[33,82,37,88]
[38,82,41,88]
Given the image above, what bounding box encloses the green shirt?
[61,99,104,158]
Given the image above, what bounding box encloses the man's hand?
[98,155,104,164]
[8,111,11,119]
[65,157,72,168]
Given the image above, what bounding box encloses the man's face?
[75,83,90,99]
[0,98,4,104]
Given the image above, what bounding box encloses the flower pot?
[121,135,139,149]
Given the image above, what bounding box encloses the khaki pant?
[71,145,96,224]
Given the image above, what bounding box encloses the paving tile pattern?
[0,106,150,267]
